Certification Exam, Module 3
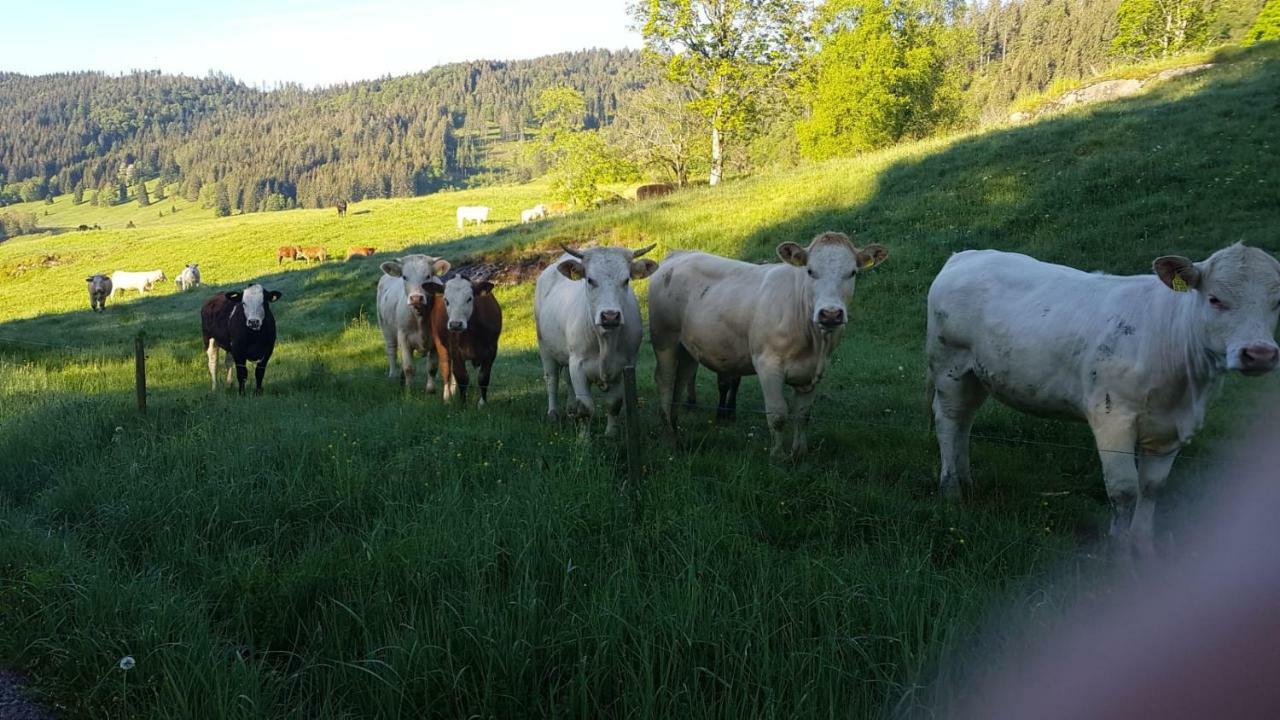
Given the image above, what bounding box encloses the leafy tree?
[213,183,232,217]
[1112,0,1212,59]
[547,130,633,207]
[1244,0,1280,42]
[153,183,166,201]
[633,0,808,185]
[262,193,288,212]
[610,82,709,186]
[535,87,588,140]
[98,183,116,207]
[799,0,970,159]
[135,180,150,207]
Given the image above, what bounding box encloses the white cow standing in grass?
[377,254,452,395]
[176,263,201,291]
[85,274,112,312]
[109,269,167,297]
[927,244,1280,554]
[521,204,547,224]
[534,244,658,436]
[456,206,490,229]
[649,232,888,459]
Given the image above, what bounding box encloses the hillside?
[0,49,645,210]
[0,42,1278,719]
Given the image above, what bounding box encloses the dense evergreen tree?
[1113,0,1212,59]
[135,180,150,206]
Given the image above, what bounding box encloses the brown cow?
[336,200,348,218]
[297,246,328,263]
[547,201,569,215]
[636,183,675,201]
[425,275,502,406]
[277,246,300,264]
[345,246,376,261]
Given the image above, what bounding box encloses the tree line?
[0,1,1275,218]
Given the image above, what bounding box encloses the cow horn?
[631,243,656,258]
[561,244,584,259]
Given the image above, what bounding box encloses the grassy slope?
[1,43,1278,719]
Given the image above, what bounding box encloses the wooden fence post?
[621,365,643,491]
[134,332,147,414]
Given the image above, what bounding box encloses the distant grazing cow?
[426,276,503,406]
[277,246,300,264]
[336,200,348,218]
[77,224,90,232]
[927,244,1280,553]
[201,284,283,396]
[535,244,659,436]
[650,232,888,459]
[548,202,568,215]
[85,274,112,312]
[636,183,675,201]
[175,263,201,291]
[377,254,452,394]
[521,204,548,224]
[297,246,328,263]
[109,269,167,297]
[456,206,490,229]
[345,246,376,261]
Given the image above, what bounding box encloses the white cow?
[927,244,1280,552]
[85,274,112,312]
[109,269,167,297]
[521,204,547,224]
[534,243,659,436]
[377,254,452,394]
[175,263,201,291]
[456,205,490,229]
[650,232,888,459]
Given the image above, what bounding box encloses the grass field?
[1,43,1278,718]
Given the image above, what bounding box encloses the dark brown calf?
[277,246,299,264]
[636,183,676,201]
[425,277,502,406]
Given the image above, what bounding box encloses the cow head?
[778,232,888,333]
[187,263,198,271]
[425,276,494,332]
[1155,244,1280,375]
[157,271,168,282]
[381,254,452,310]
[558,243,659,331]
[227,284,282,331]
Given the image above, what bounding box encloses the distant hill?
[0,49,646,211]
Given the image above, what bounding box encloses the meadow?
[1,43,1278,718]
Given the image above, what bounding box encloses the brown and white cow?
[377,254,452,394]
[927,244,1280,553]
[345,246,376,261]
[650,232,888,459]
[425,275,503,406]
[277,246,300,264]
[86,274,112,312]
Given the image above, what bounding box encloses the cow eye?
[587,277,598,287]
[847,269,857,279]
[807,269,816,278]
[1208,295,1227,310]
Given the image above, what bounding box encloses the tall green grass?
[1,43,1278,719]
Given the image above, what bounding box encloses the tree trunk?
[709,124,723,187]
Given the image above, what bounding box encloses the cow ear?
[558,259,585,281]
[423,281,444,295]
[630,259,659,280]
[267,290,283,302]
[226,292,243,302]
[473,281,494,295]
[381,260,403,277]
[857,244,889,270]
[432,259,452,276]
[85,276,94,282]
[1154,256,1200,292]
[777,242,808,267]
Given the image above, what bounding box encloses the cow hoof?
[477,397,486,409]
[545,410,560,423]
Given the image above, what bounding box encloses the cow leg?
[717,375,741,423]
[653,343,680,431]
[253,358,269,396]
[476,358,493,408]
[790,385,817,458]
[398,335,416,395]
[1089,415,1140,552]
[225,351,235,387]
[602,381,624,438]
[757,363,790,460]
[453,356,470,406]
[567,357,595,435]
[382,328,399,379]
[438,345,453,402]
[931,368,987,498]
[206,339,219,391]
[683,366,698,408]
[1133,447,1179,557]
[541,350,562,422]
[426,347,438,394]
[672,346,699,428]
[234,361,249,396]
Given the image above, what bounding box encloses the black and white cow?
[201,284,283,395]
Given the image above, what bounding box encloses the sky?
[1,0,641,88]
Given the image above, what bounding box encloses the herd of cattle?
[78,229,1280,551]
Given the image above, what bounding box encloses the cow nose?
[247,319,261,330]
[817,307,845,327]
[408,293,425,306]
[599,310,622,327]
[1241,344,1279,371]
[448,320,465,332]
